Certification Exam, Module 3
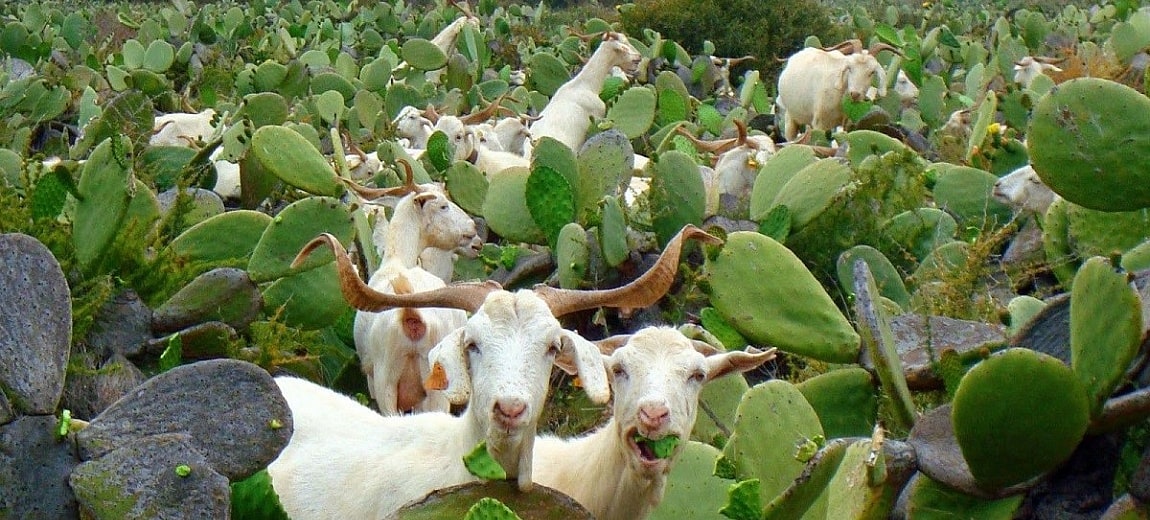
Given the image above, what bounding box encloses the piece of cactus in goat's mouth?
[1028,77,1150,211]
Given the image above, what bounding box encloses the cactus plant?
[152,268,263,333]
[691,367,749,447]
[168,210,273,271]
[882,208,958,263]
[531,137,578,190]
[796,368,879,440]
[748,146,817,221]
[836,245,911,311]
[1029,78,1150,211]
[649,442,731,519]
[705,231,860,363]
[769,158,853,232]
[263,261,351,330]
[247,196,355,283]
[929,164,1013,230]
[605,86,657,139]
[902,474,1023,518]
[483,166,547,244]
[74,135,134,274]
[554,223,589,289]
[649,151,705,248]
[577,130,633,222]
[1070,256,1144,418]
[525,165,576,248]
[951,348,1090,491]
[853,260,917,433]
[249,125,343,197]
[528,52,569,97]
[597,195,630,268]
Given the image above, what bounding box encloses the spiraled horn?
[674,126,741,155]
[726,55,755,67]
[823,39,863,54]
[292,233,501,313]
[340,158,421,200]
[421,104,441,125]
[1033,55,1067,64]
[460,91,512,125]
[567,28,607,42]
[533,224,722,316]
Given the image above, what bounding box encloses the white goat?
[492,116,532,156]
[268,225,717,518]
[394,106,434,149]
[350,169,480,414]
[150,108,218,147]
[710,55,754,98]
[992,164,1058,214]
[777,40,899,141]
[1013,56,1064,89]
[533,327,776,520]
[676,121,775,211]
[528,32,642,154]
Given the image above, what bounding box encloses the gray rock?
[0,233,72,414]
[0,392,11,425]
[78,359,292,480]
[0,415,81,518]
[70,433,229,519]
[87,290,153,358]
[890,313,1008,390]
[151,268,263,335]
[62,353,147,421]
[1011,293,1071,363]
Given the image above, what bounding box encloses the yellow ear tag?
[424,361,449,391]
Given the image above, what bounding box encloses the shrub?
[620,0,844,85]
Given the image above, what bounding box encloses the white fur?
[777,47,888,140]
[992,164,1058,214]
[267,291,612,518]
[150,109,218,147]
[1013,56,1063,89]
[528,33,642,153]
[714,136,776,201]
[532,327,773,520]
[394,106,434,149]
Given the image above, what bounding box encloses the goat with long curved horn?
[822,39,863,54]
[340,158,421,201]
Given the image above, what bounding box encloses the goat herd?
[132,8,1069,518]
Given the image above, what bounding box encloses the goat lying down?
[267,225,721,519]
[534,327,776,520]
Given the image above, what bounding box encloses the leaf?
[842,98,873,123]
[463,441,508,481]
[464,497,523,520]
[719,479,763,520]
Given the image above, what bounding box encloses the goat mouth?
[627,429,679,465]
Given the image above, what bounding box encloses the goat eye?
[466,341,480,354]
[546,342,561,357]
[689,371,706,383]
[612,365,628,379]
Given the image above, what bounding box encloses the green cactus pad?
[263,261,351,330]
[1042,197,1077,287]
[836,245,911,311]
[598,196,630,268]
[1006,295,1046,338]
[1029,78,1150,211]
[721,380,825,506]
[720,478,763,520]
[152,268,262,333]
[401,38,448,70]
[463,498,521,520]
[1066,202,1150,260]
[360,56,394,92]
[30,167,70,220]
[483,167,547,244]
[247,196,355,283]
[310,72,356,104]
[528,52,569,97]
[966,91,997,162]
[254,60,288,92]
[749,146,817,221]
[606,86,657,139]
[705,231,860,363]
[649,151,705,248]
[74,135,133,273]
[824,439,902,519]
[952,348,1090,491]
[796,368,878,439]
[1123,239,1150,271]
[930,164,1013,229]
[882,208,958,262]
[853,259,917,432]
[1071,256,1144,418]
[462,440,508,481]
[577,130,633,221]
[169,210,273,269]
[444,162,488,217]
[844,130,913,168]
[903,475,1023,519]
[526,165,576,247]
[555,223,589,289]
[239,92,290,128]
[250,125,343,197]
[769,158,852,232]
[531,137,578,189]
[230,469,288,520]
[656,83,689,126]
[699,307,748,351]
[426,131,454,173]
[759,438,852,520]
[691,369,749,447]
[649,442,732,519]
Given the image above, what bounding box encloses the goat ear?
[427,328,471,405]
[705,347,777,382]
[413,192,438,207]
[593,334,631,355]
[557,330,611,404]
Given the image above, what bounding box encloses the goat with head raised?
[533,327,776,520]
[267,225,721,519]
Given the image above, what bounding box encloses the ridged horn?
[340,158,421,200]
[460,92,512,125]
[674,126,741,155]
[292,233,501,313]
[533,224,722,316]
[823,39,863,54]
[867,42,903,57]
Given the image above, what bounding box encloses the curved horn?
[567,29,607,42]
[674,126,741,155]
[292,233,501,313]
[1033,55,1067,64]
[421,104,440,124]
[340,158,421,200]
[867,42,903,57]
[726,55,756,67]
[823,39,863,54]
[533,224,722,316]
[460,92,511,125]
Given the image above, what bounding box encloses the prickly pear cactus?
[1029,78,1150,211]
[930,164,1013,230]
[903,475,1023,519]
[1043,197,1077,287]
[605,86,657,139]
[247,197,355,283]
[1070,256,1143,418]
[525,165,576,248]
[531,137,579,189]
[796,368,878,440]
[706,232,860,362]
[555,223,589,289]
[844,130,914,168]
[577,130,634,222]
[249,125,344,197]
[769,158,852,232]
[853,260,917,433]
[721,380,825,508]
[263,261,351,330]
[74,135,133,273]
[749,146,817,221]
[483,167,547,244]
[951,348,1090,491]
[882,208,958,263]
[836,245,911,311]
[597,195,630,268]
[649,442,731,519]
[691,368,749,447]
[649,151,705,247]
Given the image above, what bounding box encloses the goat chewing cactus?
[1028,78,1150,211]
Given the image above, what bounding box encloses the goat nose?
[639,404,670,430]
[495,399,527,421]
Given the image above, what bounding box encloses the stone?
[70,433,229,519]
[0,392,12,426]
[87,290,153,359]
[0,233,72,414]
[0,415,81,518]
[1010,294,1070,363]
[78,359,291,480]
[62,353,147,421]
[890,313,1008,390]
